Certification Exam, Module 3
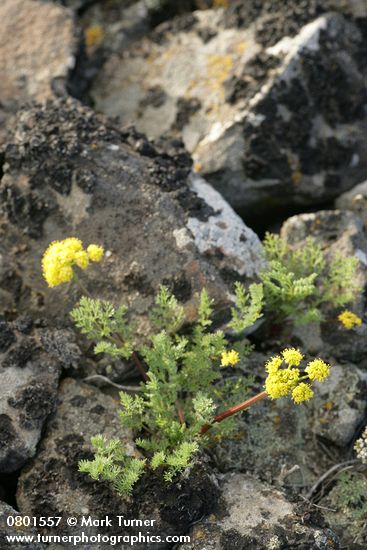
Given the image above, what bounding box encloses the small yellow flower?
[87,244,104,262]
[292,383,314,404]
[265,355,283,375]
[221,350,240,367]
[74,250,89,270]
[265,368,300,399]
[42,238,104,287]
[305,359,330,382]
[338,310,362,330]
[281,348,303,366]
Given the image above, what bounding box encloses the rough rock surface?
[178,473,340,550]
[91,8,367,218]
[0,99,263,332]
[0,501,45,549]
[0,319,62,473]
[336,180,367,229]
[0,0,77,146]
[17,378,219,550]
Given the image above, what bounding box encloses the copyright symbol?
[67,517,77,526]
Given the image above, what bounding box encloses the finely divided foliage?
[260,233,361,324]
[42,235,361,497]
[72,286,259,494]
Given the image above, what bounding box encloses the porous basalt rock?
[0,99,263,334]
[0,320,62,473]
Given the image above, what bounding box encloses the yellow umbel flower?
[221,350,240,367]
[281,348,303,366]
[75,250,89,269]
[42,238,103,287]
[338,310,362,330]
[87,244,104,262]
[265,355,283,375]
[265,368,300,399]
[292,383,314,404]
[305,359,330,382]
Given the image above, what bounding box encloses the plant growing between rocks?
[42,237,342,497]
[260,232,361,325]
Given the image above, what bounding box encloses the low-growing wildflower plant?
[260,233,361,325]
[42,237,334,497]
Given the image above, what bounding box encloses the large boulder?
[90,7,367,219]
[0,99,263,333]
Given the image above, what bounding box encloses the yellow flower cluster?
[264,348,331,404]
[305,359,330,382]
[221,350,240,367]
[338,310,362,330]
[281,348,303,366]
[42,238,104,287]
[292,383,314,404]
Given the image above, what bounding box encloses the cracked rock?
[91,9,367,220]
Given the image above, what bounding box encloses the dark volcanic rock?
[0,98,262,334]
[0,320,62,473]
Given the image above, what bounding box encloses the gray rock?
[0,320,61,473]
[0,0,77,146]
[0,501,45,549]
[312,363,366,447]
[335,180,367,229]
[178,473,340,549]
[17,378,219,550]
[91,10,367,218]
[0,99,262,334]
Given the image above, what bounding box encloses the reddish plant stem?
[200,390,268,435]
[175,400,185,425]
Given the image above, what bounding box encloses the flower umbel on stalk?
[201,348,332,434]
[42,237,104,287]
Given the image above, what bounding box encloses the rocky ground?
[0,1,366,549]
